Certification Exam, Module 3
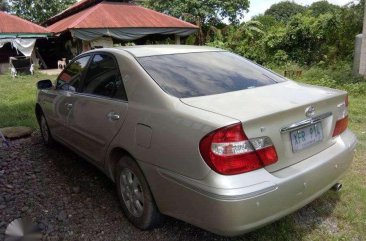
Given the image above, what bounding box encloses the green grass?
[0,72,56,129]
[0,69,365,240]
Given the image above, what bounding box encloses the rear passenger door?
[67,53,128,165]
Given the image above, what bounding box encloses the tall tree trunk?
[195,17,205,45]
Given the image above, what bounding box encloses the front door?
[66,53,128,164]
[49,55,91,143]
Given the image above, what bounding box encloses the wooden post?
[175,35,181,45]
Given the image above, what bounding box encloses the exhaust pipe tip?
[331,183,343,192]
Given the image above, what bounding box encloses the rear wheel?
[116,156,163,230]
[39,114,55,147]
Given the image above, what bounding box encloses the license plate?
[290,123,323,152]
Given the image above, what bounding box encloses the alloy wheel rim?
[41,117,49,143]
[120,168,144,217]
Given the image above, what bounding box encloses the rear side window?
[137,51,286,98]
[56,56,90,91]
[82,54,127,101]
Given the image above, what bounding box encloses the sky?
[244,0,358,20]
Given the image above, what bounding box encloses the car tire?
[116,156,164,230]
[39,113,55,147]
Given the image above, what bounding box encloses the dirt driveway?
[0,134,342,241]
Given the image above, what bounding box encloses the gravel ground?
[0,134,340,241]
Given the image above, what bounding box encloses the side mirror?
[37,79,53,90]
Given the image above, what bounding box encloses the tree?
[0,0,9,11]
[252,14,282,31]
[141,0,250,44]
[229,21,264,42]
[207,20,266,63]
[335,0,364,60]
[8,0,76,23]
[308,0,341,17]
[264,1,306,22]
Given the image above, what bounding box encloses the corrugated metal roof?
[44,0,101,26]
[47,2,198,34]
[0,11,50,34]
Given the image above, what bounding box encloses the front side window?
[56,56,90,92]
[82,54,127,100]
[137,51,286,98]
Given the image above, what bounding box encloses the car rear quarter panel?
[138,129,356,236]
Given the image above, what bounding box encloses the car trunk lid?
[181,81,347,172]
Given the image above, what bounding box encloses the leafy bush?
[206,0,363,66]
[294,63,366,96]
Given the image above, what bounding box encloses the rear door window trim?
[80,51,128,102]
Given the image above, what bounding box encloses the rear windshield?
[137,51,286,98]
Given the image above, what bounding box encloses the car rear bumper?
[139,130,357,236]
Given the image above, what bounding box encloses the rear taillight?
[333,95,349,137]
[199,123,278,175]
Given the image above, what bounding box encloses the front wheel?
[39,114,55,147]
[116,156,164,230]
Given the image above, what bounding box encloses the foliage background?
[5,0,76,23]
[208,1,363,65]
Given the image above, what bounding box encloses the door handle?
[107,112,120,121]
[65,103,73,110]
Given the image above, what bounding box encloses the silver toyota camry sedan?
[35,45,357,236]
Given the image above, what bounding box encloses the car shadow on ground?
[2,135,341,241]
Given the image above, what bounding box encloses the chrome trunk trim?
[280,112,333,133]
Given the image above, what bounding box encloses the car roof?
[113,45,224,57]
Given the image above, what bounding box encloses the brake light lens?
[333,117,348,137]
[333,95,349,137]
[199,123,278,175]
